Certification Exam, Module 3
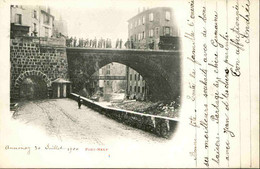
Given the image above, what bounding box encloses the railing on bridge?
[90,76,126,80]
[69,93,179,138]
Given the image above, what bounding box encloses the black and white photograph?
[0,0,259,168]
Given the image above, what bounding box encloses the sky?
[7,0,186,44]
[49,0,186,43]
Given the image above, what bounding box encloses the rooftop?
[127,7,173,22]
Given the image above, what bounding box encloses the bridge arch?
[14,70,52,99]
[67,48,181,101]
[91,57,172,100]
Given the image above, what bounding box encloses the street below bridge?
[6,97,186,167]
[14,98,168,144]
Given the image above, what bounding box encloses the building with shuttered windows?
[126,7,180,100]
[127,7,180,50]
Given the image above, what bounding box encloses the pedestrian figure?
[124,38,130,49]
[73,37,77,47]
[98,39,101,48]
[85,38,89,47]
[69,37,73,47]
[102,39,106,48]
[93,37,97,48]
[66,38,70,47]
[90,39,93,47]
[108,39,112,48]
[119,39,122,49]
[100,37,103,48]
[106,38,109,48]
[149,40,154,49]
[115,39,119,48]
[78,96,82,109]
[130,38,133,49]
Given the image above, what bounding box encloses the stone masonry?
[10,36,68,100]
[67,48,181,101]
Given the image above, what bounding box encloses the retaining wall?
[69,93,179,138]
[10,36,68,100]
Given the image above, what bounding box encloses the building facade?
[98,62,127,95]
[126,66,147,100]
[126,7,180,100]
[10,5,66,38]
[127,7,179,50]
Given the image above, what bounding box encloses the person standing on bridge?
[119,39,123,49]
[94,37,97,48]
[115,38,119,48]
[78,96,82,109]
[73,37,77,47]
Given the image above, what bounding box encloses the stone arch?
[67,48,181,101]
[88,55,175,100]
[14,70,52,99]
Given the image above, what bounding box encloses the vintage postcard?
[0,0,259,168]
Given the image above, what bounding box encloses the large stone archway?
[13,70,52,100]
[67,48,181,101]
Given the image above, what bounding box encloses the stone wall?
[70,93,179,138]
[10,36,68,100]
[67,48,181,101]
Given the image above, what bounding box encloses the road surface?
[14,98,169,145]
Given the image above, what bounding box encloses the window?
[142,87,145,93]
[149,29,154,37]
[138,87,140,93]
[138,74,140,81]
[166,11,171,21]
[142,31,145,39]
[135,74,137,80]
[33,23,37,31]
[43,14,50,24]
[142,16,145,24]
[138,18,141,25]
[107,81,109,85]
[149,13,153,21]
[155,27,159,36]
[130,74,132,80]
[15,14,22,24]
[44,27,49,37]
[130,86,132,92]
[134,86,136,92]
[33,10,37,19]
[164,27,170,36]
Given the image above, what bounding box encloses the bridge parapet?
[70,93,179,138]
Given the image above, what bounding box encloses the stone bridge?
[10,36,181,101]
[67,48,181,100]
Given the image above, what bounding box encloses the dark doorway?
[19,76,48,100]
